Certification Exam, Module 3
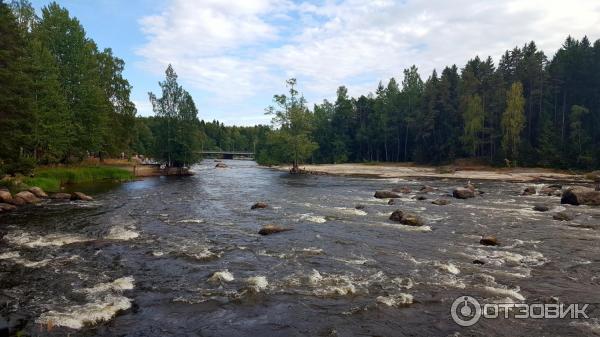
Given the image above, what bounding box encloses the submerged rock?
[472,259,486,265]
[374,190,400,199]
[392,187,411,194]
[431,199,450,206]
[540,185,562,196]
[561,187,600,206]
[0,203,16,212]
[14,191,40,204]
[387,199,397,205]
[71,192,93,201]
[251,202,268,210]
[389,210,425,226]
[215,162,228,168]
[415,195,427,201]
[354,204,366,210]
[258,224,292,236]
[419,185,435,193]
[28,187,48,198]
[453,187,475,199]
[480,235,498,246]
[533,204,550,212]
[0,190,12,203]
[522,186,537,195]
[50,192,72,200]
[553,211,573,221]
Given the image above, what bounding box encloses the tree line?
[259,36,600,170]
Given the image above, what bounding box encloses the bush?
[1,156,36,176]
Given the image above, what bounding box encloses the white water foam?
[36,295,132,329]
[105,226,139,241]
[333,207,367,216]
[376,293,414,306]
[5,231,90,248]
[246,276,269,292]
[208,270,234,283]
[81,277,135,294]
[177,219,204,224]
[300,214,327,223]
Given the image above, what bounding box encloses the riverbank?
[273,162,590,182]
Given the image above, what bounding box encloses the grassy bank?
[1,166,134,193]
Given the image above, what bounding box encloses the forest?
[1,0,600,174]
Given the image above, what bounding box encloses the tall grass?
[34,167,133,185]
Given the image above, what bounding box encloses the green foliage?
[22,177,60,192]
[34,166,133,184]
[462,94,484,156]
[501,82,526,162]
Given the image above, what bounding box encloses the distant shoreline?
[271,163,591,183]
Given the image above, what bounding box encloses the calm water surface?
[1,160,600,336]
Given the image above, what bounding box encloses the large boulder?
[0,203,17,212]
[251,202,268,210]
[453,187,475,199]
[374,190,400,199]
[71,192,93,201]
[522,186,536,195]
[0,190,12,203]
[14,191,40,204]
[480,235,498,246]
[560,187,600,206]
[389,210,425,226]
[28,187,48,198]
[50,193,72,200]
[258,224,292,236]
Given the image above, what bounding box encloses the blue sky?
[30,0,600,126]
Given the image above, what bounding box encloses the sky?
[30,0,600,126]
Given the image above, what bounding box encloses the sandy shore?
[273,163,588,182]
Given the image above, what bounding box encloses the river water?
[1,160,600,336]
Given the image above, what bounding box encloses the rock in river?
[522,186,536,195]
[0,203,16,212]
[374,191,400,199]
[480,235,498,246]
[389,210,425,226]
[259,224,292,236]
[215,162,228,168]
[0,189,12,203]
[392,187,411,194]
[28,187,48,198]
[419,185,435,193]
[251,202,268,210]
[388,199,397,205]
[14,191,40,204]
[71,192,93,201]
[50,193,72,200]
[560,187,600,206]
[453,187,475,199]
[533,204,550,212]
[431,199,450,206]
[553,212,573,221]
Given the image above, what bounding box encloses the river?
[1,160,600,336]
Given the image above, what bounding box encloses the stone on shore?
[14,191,40,204]
[374,191,400,199]
[258,224,292,236]
[50,193,72,200]
[480,235,498,246]
[453,187,475,199]
[432,199,450,206]
[28,187,48,198]
[0,203,17,212]
[251,202,268,210]
[389,210,424,226]
[553,212,573,221]
[0,190,12,203]
[560,187,600,206]
[71,192,93,201]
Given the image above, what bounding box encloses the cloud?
[136,0,600,125]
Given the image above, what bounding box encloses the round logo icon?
[451,296,482,326]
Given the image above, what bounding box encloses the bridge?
[199,151,255,160]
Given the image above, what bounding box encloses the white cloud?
[136,0,600,125]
